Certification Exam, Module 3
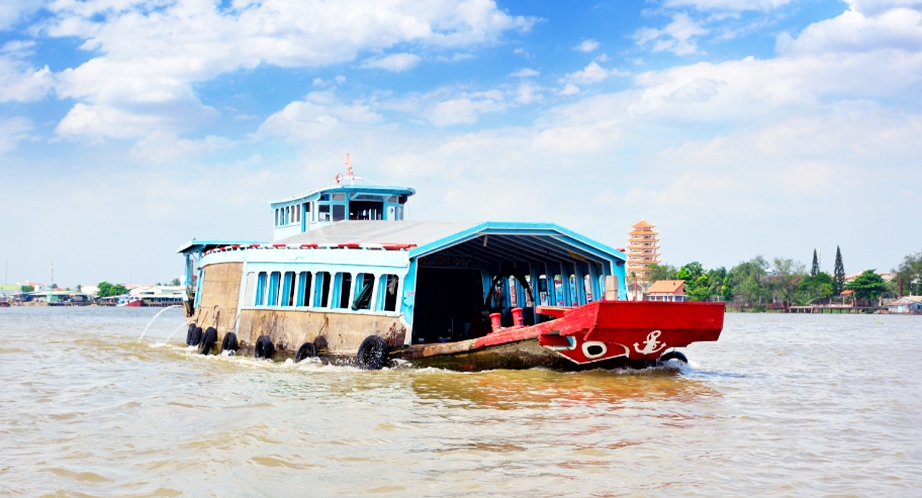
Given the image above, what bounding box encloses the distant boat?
[116,296,142,307]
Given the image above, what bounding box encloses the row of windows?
[275,203,307,227]
[249,270,400,312]
[275,202,348,227]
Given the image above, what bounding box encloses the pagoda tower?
[626,219,660,281]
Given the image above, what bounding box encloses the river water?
[1,307,920,497]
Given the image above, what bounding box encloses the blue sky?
[1,0,921,287]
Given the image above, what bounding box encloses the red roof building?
[645,280,686,302]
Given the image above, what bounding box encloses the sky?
[1,0,920,287]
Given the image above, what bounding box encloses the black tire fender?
[198,327,217,355]
[356,335,389,370]
[189,326,203,347]
[658,350,688,364]
[255,335,274,360]
[185,323,197,345]
[295,342,317,363]
[220,332,238,353]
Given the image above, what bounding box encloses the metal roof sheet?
[276,220,479,246]
[276,220,626,267]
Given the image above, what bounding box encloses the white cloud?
[559,83,580,95]
[663,0,794,10]
[0,0,43,30]
[510,68,539,77]
[777,7,922,55]
[575,39,600,52]
[0,117,33,156]
[257,92,385,140]
[360,53,421,72]
[0,41,54,102]
[427,96,504,126]
[514,82,542,104]
[846,0,922,16]
[40,0,535,140]
[635,13,709,56]
[129,132,234,163]
[562,61,628,85]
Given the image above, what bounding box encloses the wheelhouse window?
[332,204,346,222]
[318,205,331,222]
[352,273,375,311]
[377,274,399,312]
[274,209,279,226]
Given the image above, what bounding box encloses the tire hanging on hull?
[255,335,274,360]
[198,327,217,355]
[295,342,318,363]
[356,335,388,370]
[221,332,238,354]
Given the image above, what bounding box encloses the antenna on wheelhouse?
[336,153,363,185]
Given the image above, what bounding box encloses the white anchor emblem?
[634,330,667,355]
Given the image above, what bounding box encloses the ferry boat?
[177,158,724,371]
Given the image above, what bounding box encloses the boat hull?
[391,300,724,371]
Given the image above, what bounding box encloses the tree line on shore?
[644,247,922,311]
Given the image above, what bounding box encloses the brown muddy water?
[1,307,920,496]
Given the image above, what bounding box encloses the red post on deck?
[489,313,502,332]
[511,307,524,327]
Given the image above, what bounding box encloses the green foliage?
[767,258,806,310]
[97,281,129,298]
[21,285,34,292]
[796,272,834,304]
[845,270,888,300]
[833,246,845,295]
[726,256,769,308]
[893,251,922,296]
[170,278,181,286]
[647,263,677,282]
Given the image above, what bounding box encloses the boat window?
[255,272,267,305]
[303,202,310,225]
[315,271,331,307]
[320,193,330,201]
[282,271,295,306]
[352,273,375,311]
[332,204,345,222]
[274,209,279,226]
[378,274,399,312]
[267,272,281,306]
[334,272,352,309]
[244,272,257,304]
[584,274,594,303]
[297,272,312,306]
[318,205,330,222]
[332,193,346,201]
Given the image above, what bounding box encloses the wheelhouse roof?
[269,183,416,208]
